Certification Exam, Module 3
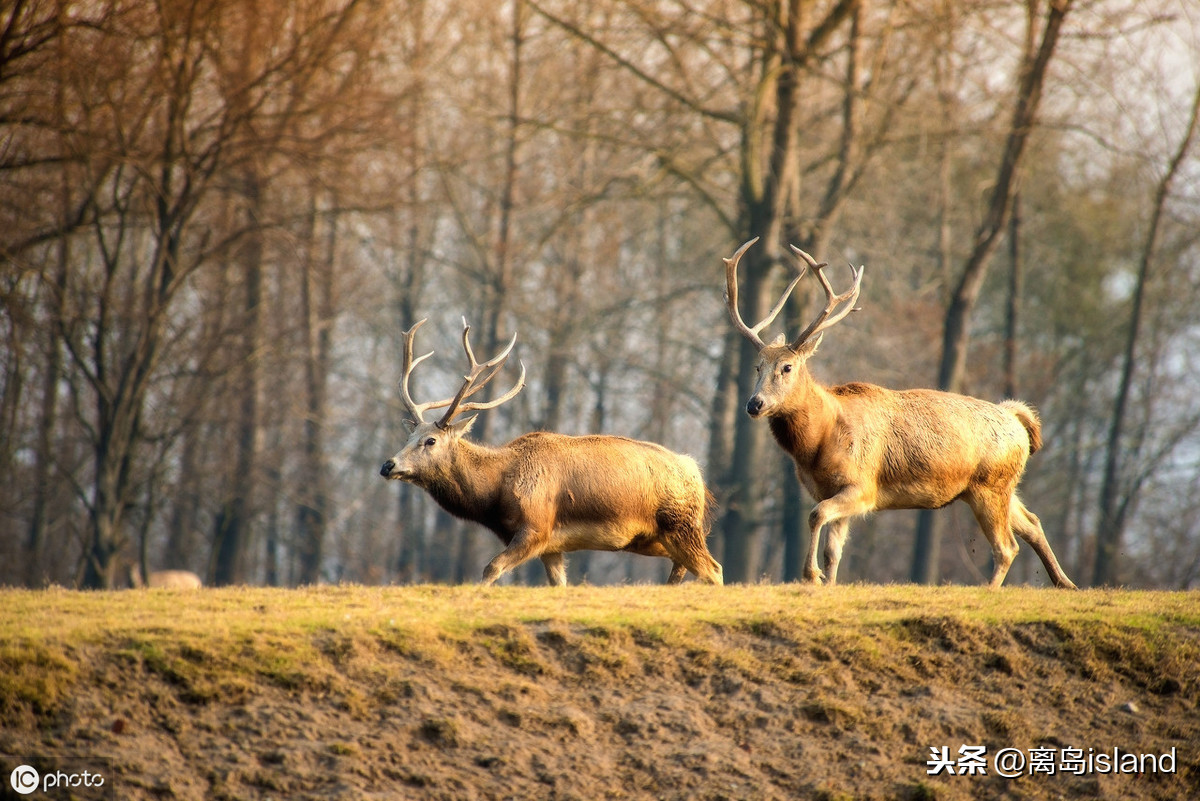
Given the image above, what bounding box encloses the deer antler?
[434,318,526,430]
[787,245,863,348]
[723,237,807,352]
[398,319,439,426]
[397,318,525,430]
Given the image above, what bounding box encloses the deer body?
[725,238,1075,588]
[130,567,203,589]
[766,375,1030,509]
[381,320,722,586]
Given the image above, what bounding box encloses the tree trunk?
[997,194,1024,581]
[475,0,524,446]
[1004,193,1023,400]
[779,454,806,582]
[164,422,200,572]
[706,330,737,484]
[446,0,525,585]
[81,94,187,588]
[213,170,263,586]
[392,237,424,579]
[26,195,69,585]
[389,0,431,584]
[720,272,771,583]
[296,194,335,585]
[720,0,809,583]
[913,0,1071,584]
[935,0,1069,394]
[83,458,126,589]
[777,0,866,582]
[1093,78,1200,586]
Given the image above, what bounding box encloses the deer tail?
[1001,400,1042,455]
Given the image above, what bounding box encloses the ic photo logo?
[4,758,113,800]
[9,764,39,795]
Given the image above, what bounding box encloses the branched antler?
[787,245,863,348]
[398,319,440,426]
[724,237,806,351]
[722,238,863,352]
[435,319,526,429]
[397,318,526,430]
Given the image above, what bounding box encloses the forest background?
[2,0,1199,590]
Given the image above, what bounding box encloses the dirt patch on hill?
[2,599,1198,800]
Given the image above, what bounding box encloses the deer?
[379,318,724,586]
[128,566,203,589]
[723,237,1076,589]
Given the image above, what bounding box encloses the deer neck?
[768,371,838,467]
[421,440,508,526]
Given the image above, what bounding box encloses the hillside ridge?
[1,585,1197,800]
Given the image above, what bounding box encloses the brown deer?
[723,238,1076,589]
[129,566,203,589]
[379,319,723,586]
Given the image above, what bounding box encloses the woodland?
[2,0,1199,589]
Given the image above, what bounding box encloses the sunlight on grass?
[3,583,1198,643]
[1,583,1196,731]
[3,583,1195,799]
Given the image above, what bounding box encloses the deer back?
[791,385,1037,509]
[503,432,708,527]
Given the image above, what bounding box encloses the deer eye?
[782,364,793,374]
[423,437,436,447]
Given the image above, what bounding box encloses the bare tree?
[912,0,1072,584]
[1093,77,1200,586]
[4,0,1198,591]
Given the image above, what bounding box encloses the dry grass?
[1,584,1197,800]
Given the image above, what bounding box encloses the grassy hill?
[1,584,1197,800]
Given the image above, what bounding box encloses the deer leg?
[806,488,872,584]
[541,552,568,587]
[692,552,724,585]
[965,491,1019,588]
[661,527,724,586]
[802,517,824,583]
[657,500,724,585]
[823,519,851,586]
[1010,497,1078,589]
[481,529,543,586]
[668,547,723,585]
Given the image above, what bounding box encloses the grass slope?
[1,584,1197,800]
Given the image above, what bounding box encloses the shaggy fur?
[746,332,1075,589]
[385,318,722,586]
[382,422,723,586]
[725,239,1075,588]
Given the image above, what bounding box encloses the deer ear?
[794,333,823,358]
[448,414,478,437]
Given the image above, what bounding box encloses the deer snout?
[746,395,766,417]
[380,459,396,477]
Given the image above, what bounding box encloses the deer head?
[723,237,863,418]
[380,318,525,483]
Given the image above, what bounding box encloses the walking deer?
[379,319,723,586]
[723,238,1076,588]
